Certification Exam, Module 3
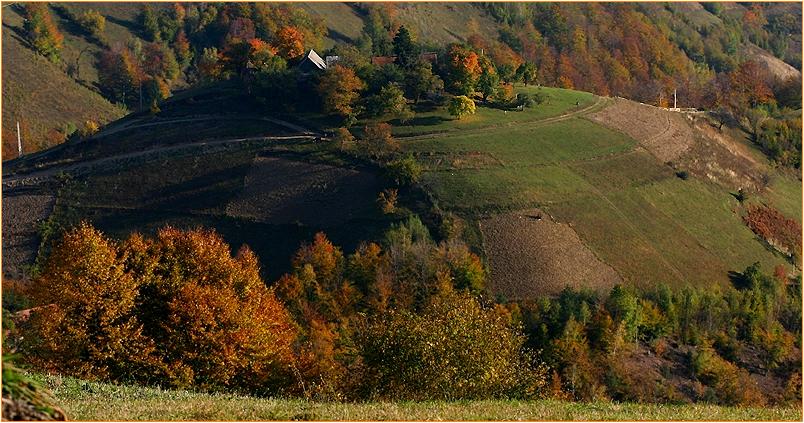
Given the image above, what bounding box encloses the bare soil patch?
[744,42,802,82]
[588,98,693,163]
[226,157,382,227]
[480,209,622,299]
[685,120,766,190]
[2,194,54,277]
[590,98,764,189]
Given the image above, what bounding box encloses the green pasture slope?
[34,374,803,421]
[401,85,799,290]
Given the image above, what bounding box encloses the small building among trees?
[297,49,327,74]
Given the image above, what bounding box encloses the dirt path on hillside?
[96,115,316,139]
[588,98,692,163]
[2,134,318,189]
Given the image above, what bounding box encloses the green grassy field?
[33,374,803,421]
[394,86,597,137]
[402,88,797,291]
[761,173,803,223]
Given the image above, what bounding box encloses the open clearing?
[34,374,802,421]
[480,209,621,299]
[394,86,599,137]
[405,90,797,296]
[226,156,381,226]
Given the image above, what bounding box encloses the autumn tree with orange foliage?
[173,30,193,67]
[97,47,141,106]
[25,223,157,382]
[22,3,64,62]
[273,26,305,59]
[23,223,303,395]
[728,61,775,110]
[445,45,482,95]
[121,227,302,393]
[275,232,361,397]
[317,65,365,122]
[359,122,399,158]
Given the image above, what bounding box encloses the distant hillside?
[1,4,127,159]
[3,2,800,158]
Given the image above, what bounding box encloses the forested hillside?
[2,2,801,159]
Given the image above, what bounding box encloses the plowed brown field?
[480,209,622,299]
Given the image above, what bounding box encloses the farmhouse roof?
[297,49,327,73]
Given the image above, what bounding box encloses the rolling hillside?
[3,4,801,416]
[3,2,800,160]
[1,5,126,159]
[3,82,800,299]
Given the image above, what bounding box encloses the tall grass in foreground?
[33,373,802,422]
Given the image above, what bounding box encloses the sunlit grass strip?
[35,373,803,421]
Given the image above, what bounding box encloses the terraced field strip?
[2,135,317,189]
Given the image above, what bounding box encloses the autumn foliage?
[317,65,365,120]
[22,3,64,62]
[743,204,802,263]
[24,223,302,395]
[24,223,156,381]
[356,288,546,400]
[274,26,305,59]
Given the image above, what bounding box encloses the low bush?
[76,9,106,39]
[386,155,422,186]
[742,204,802,262]
[356,288,546,400]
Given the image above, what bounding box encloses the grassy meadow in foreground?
[33,374,804,421]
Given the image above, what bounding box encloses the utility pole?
[673,88,677,109]
[16,121,22,157]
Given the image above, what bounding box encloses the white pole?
[673,89,677,109]
[16,121,22,157]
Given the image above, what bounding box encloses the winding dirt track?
[2,113,321,189]
[95,115,315,139]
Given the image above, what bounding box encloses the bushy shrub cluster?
[356,288,546,400]
[15,220,524,401]
[743,204,802,263]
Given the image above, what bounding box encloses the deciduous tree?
[274,26,305,59]
[317,65,365,121]
[448,95,476,119]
